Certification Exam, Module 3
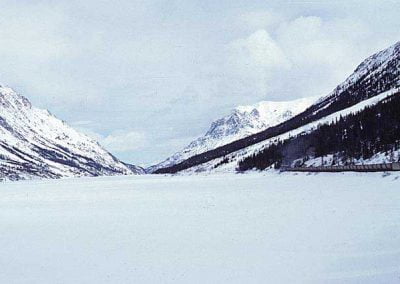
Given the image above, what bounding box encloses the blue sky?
[0,0,399,166]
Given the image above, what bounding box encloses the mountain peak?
[0,85,141,180]
[0,86,32,109]
[148,96,317,172]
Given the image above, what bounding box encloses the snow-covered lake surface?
[1,173,400,283]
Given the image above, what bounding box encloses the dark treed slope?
[238,91,400,171]
[155,41,400,174]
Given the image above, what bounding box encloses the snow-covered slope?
[0,85,140,180]
[155,41,400,174]
[312,41,400,117]
[148,97,316,172]
[183,88,400,173]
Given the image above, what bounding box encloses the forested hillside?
[238,91,400,171]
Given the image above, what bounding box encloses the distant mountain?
[0,85,141,180]
[148,97,316,173]
[123,162,145,175]
[155,41,400,174]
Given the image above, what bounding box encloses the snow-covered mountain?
[148,97,316,172]
[0,85,141,180]
[310,40,400,118]
[182,87,400,173]
[155,41,400,174]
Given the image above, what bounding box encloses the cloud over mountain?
[0,1,399,165]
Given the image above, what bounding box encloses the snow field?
[1,173,400,283]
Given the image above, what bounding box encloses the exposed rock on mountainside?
[0,85,141,180]
[148,97,316,173]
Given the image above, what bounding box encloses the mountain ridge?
[0,85,141,180]
[148,97,317,173]
[155,41,400,174]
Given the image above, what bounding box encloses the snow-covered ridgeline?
[183,87,400,173]
[148,97,317,172]
[0,85,140,180]
[314,41,400,112]
[344,41,400,86]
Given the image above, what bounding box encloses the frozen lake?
[1,173,400,283]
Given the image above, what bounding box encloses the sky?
[0,0,399,166]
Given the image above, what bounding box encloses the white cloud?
[220,29,291,102]
[74,126,147,154]
[100,131,147,153]
[277,16,355,68]
[230,29,290,69]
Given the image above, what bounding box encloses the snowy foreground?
[1,173,400,283]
